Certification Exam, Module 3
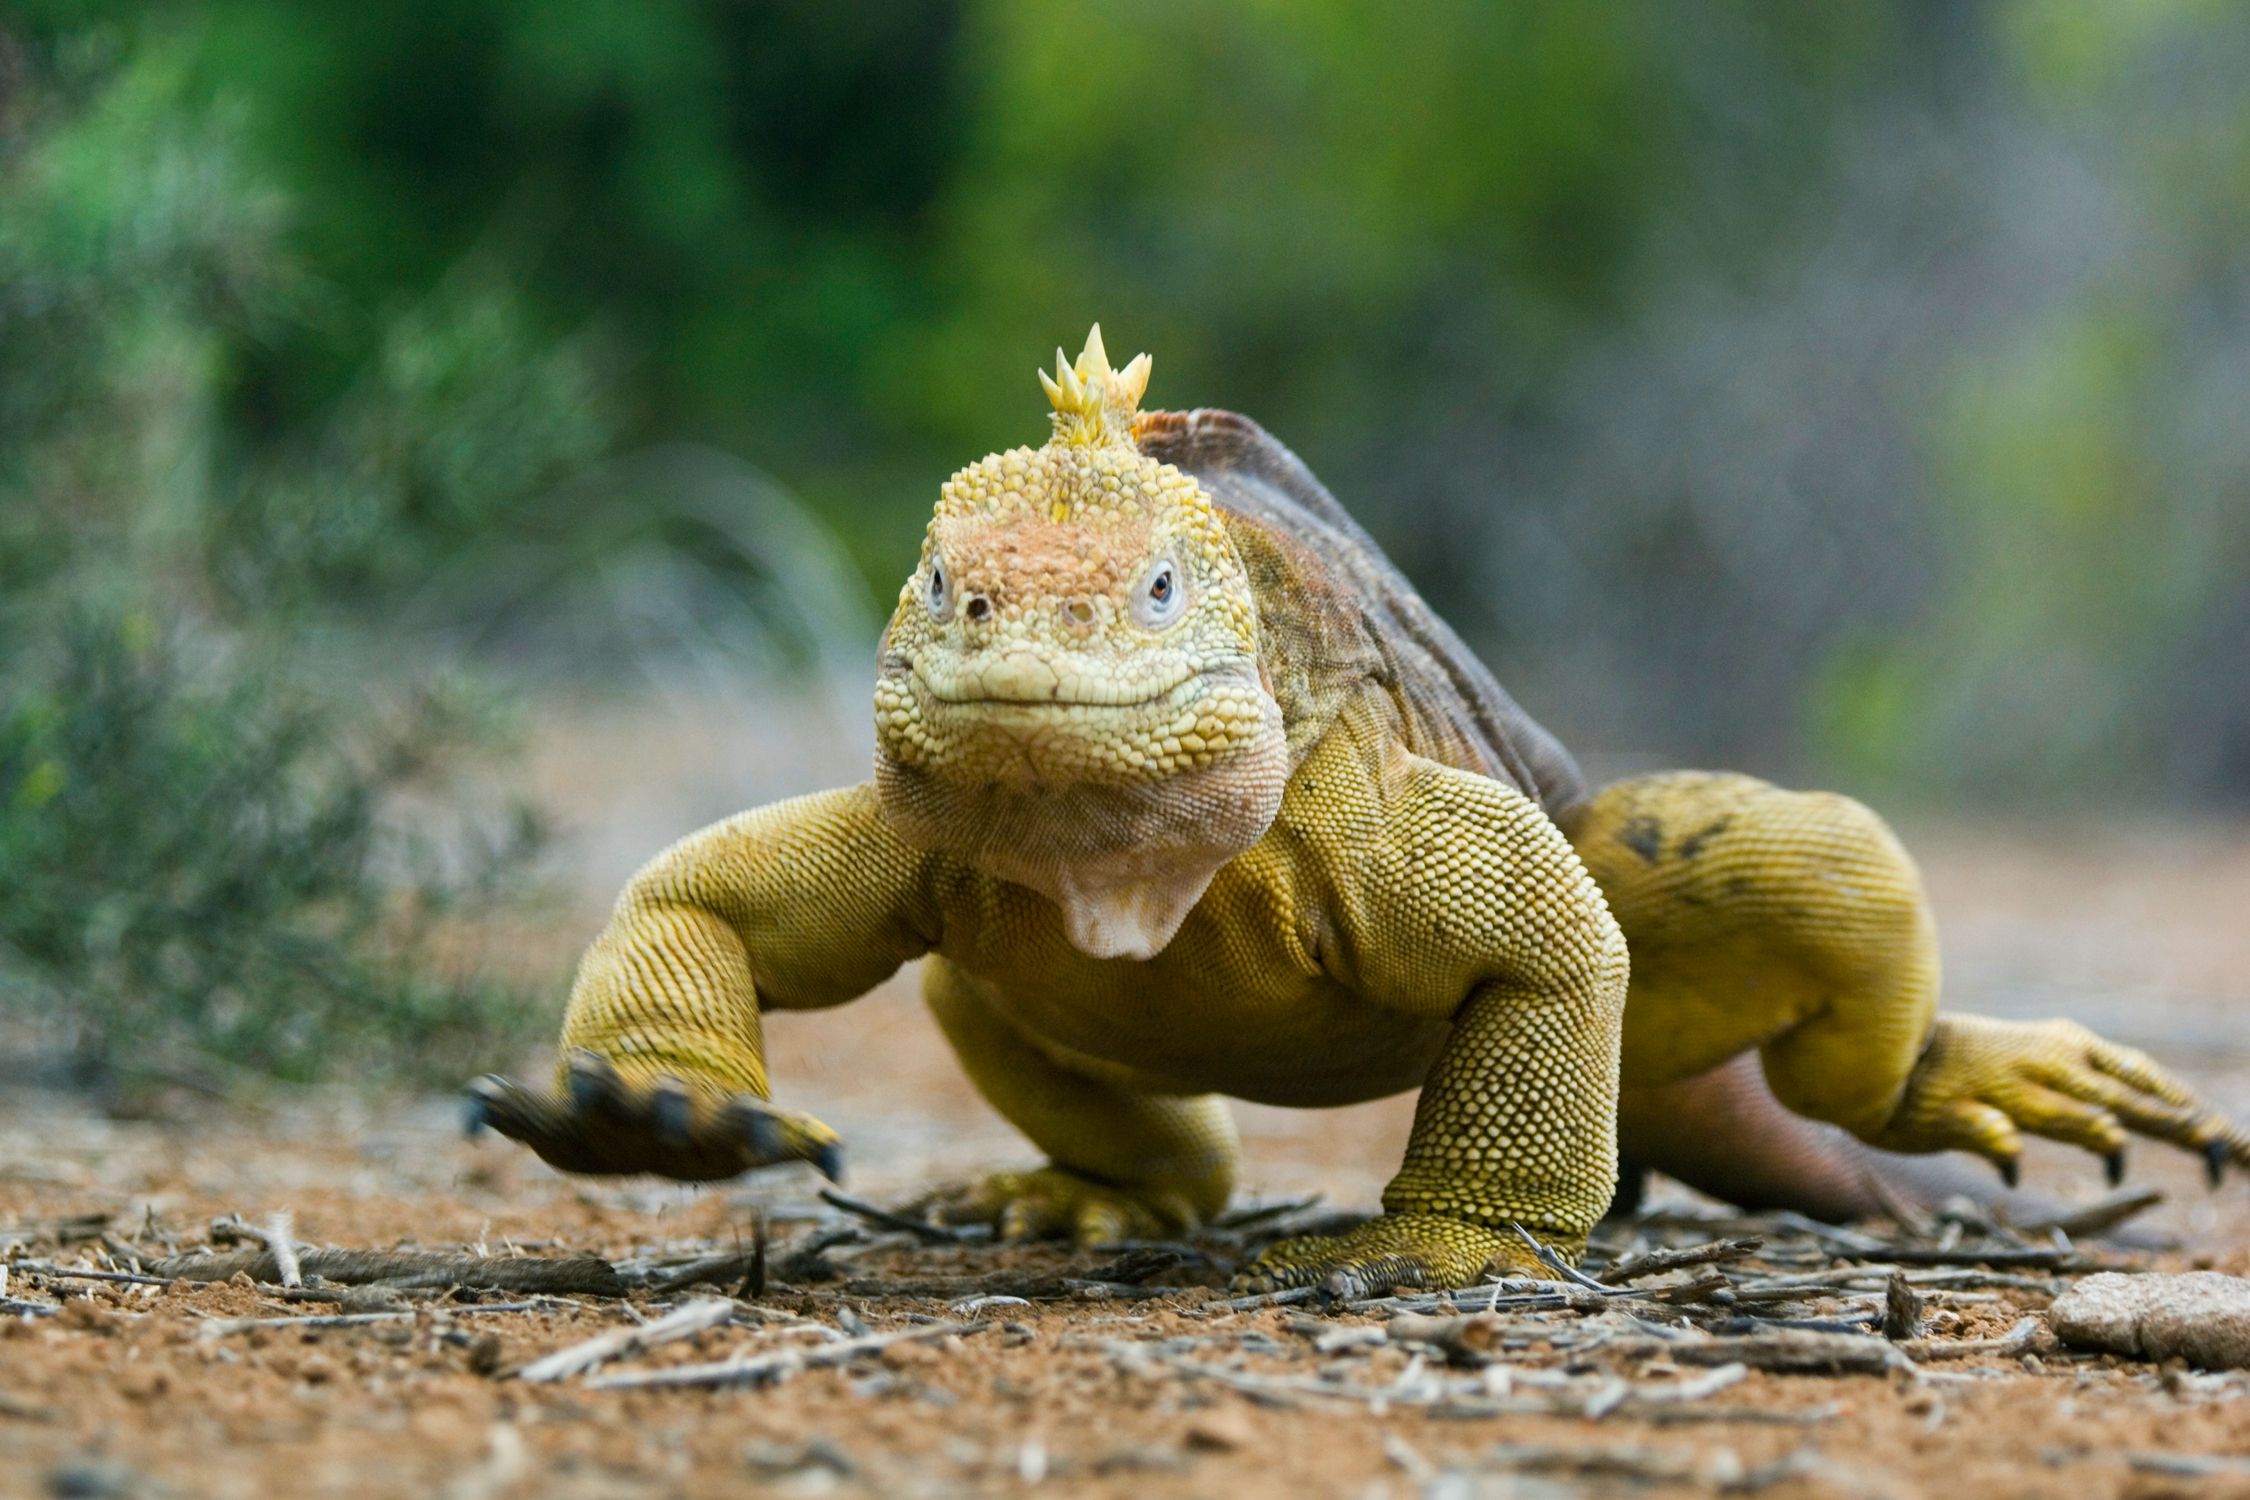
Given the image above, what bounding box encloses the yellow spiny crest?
[1037,323,1152,448]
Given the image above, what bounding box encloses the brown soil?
[5,818,2250,1500]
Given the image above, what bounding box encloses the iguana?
[470,327,2250,1296]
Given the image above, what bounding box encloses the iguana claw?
[465,1058,843,1184]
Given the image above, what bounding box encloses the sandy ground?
[5,699,2250,1498]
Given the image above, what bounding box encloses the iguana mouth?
[905,656,1202,709]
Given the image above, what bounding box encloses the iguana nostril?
[964,594,991,622]
[1060,598,1095,628]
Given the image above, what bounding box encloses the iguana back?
[1135,408,1588,827]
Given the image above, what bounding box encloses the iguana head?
[873,326,1287,958]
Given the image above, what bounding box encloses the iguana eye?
[1132,557,1186,629]
[926,557,953,621]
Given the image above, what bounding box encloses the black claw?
[2206,1139,2228,1190]
[1997,1156,2020,1190]
[463,1082,495,1139]
[650,1080,693,1145]
[811,1140,846,1185]
[566,1050,616,1113]
[2104,1149,2126,1188]
[735,1103,787,1162]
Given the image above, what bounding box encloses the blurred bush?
[0,39,567,1090]
[0,615,544,1088]
[0,28,875,1090]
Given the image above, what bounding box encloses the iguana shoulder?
[1134,407,1588,827]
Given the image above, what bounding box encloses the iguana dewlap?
[472,328,2250,1296]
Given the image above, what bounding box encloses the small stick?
[1387,1312,1504,1363]
[1620,1329,1913,1376]
[0,1390,58,1420]
[1212,1286,1322,1312]
[1599,1237,1764,1286]
[1633,1402,1844,1428]
[142,1249,625,1296]
[1883,1272,1924,1342]
[1872,1246,2095,1271]
[262,1213,302,1289]
[1511,1224,1608,1290]
[519,1298,738,1382]
[1898,1315,2046,1363]
[2012,1186,2165,1240]
[11,1264,178,1288]
[646,1252,759,1296]
[1483,1441,1722,1486]
[585,1317,989,1391]
[743,1212,768,1300]
[838,1269,1189,1303]
[1211,1195,1323,1230]
[194,1302,543,1335]
[817,1188,965,1245]
[1631,1362,1749,1404]
[1856,1168,1936,1239]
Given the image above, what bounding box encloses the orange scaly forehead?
[933,509,1153,602]
[931,446,1237,585]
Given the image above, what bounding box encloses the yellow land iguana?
[469,328,2250,1297]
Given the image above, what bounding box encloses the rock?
[2048,1271,2250,1369]
[1184,1408,1254,1452]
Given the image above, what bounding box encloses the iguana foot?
[1232,1213,1562,1300]
[466,1049,844,1183]
[1877,1017,2250,1185]
[920,1167,1195,1245]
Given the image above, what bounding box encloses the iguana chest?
[925,774,1452,1107]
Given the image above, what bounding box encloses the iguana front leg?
[469,785,935,1181]
[1238,759,1630,1298]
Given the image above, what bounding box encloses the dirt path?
[4,820,2248,1499]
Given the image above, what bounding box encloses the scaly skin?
[471,328,2250,1298]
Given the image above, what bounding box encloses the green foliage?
[0,41,568,1089]
[0,614,545,1087]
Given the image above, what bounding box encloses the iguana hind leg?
[918,958,1238,1243]
[1577,771,2250,1192]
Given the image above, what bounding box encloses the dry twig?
[518,1298,738,1382]
[586,1317,990,1391]
[142,1248,624,1296]
[1600,1237,1764,1285]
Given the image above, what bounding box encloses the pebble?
[1183,1408,1254,1451]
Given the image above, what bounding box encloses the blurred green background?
[4,1,2247,1090]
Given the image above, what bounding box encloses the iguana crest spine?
[1036,323,1151,452]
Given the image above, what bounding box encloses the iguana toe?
[1877,1016,2250,1186]
[1233,1213,1554,1300]
[922,1167,1184,1246]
